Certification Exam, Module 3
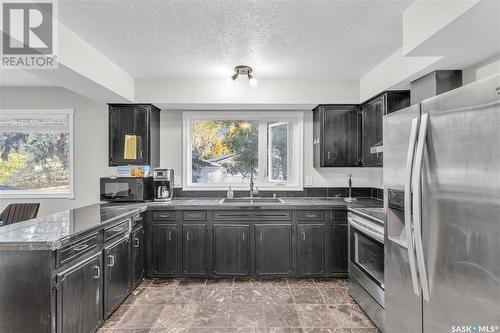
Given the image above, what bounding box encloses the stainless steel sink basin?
[219,197,285,204]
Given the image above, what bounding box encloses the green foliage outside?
[0,132,70,190]
[191,120,288,183]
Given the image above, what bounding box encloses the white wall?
[160,110,383,189]
[136,78,359,107]
[463,54,500,84]
[0,87,114,216]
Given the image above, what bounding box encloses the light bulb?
[249,76,258,87]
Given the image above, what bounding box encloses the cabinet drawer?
[297,210,325,221]
[131,213,144,228]
[182,211,207,221]
[213,210,291,221]
[332,210,347,222]
[153,211,176,221]
[104,220,130,242]
[58,233,99,266]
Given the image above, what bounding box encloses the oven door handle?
[348,217,384,243]
[405,116,421,297]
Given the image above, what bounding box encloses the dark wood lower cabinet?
[104,236,130,316]
[182,224,207,276]
[153,224,178,276]
[255,224,293,276]
[297,224,325,276]
[332,224,348,273]
[147,209,348,278]
[131,226,144,287]
[56,253,102,333]
[213,224,250,276]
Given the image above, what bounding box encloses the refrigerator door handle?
[405,116,421,296]
[412,112,430,302]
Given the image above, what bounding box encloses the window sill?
[0,191,75,199]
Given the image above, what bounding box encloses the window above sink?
[182,111,304,191]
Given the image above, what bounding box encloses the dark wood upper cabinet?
[108,104,160,167]
[313,105,361,167]
[313,91,409,168]
[360,91,410,167]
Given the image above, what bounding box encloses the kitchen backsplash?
[173,187,383,199]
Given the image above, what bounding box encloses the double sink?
[218,197,286,204]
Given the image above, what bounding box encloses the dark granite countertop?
[0,197,383,250]
[0,204,146,250]
[141,197,383,210]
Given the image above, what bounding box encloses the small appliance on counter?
[153,168,174,202]
[100,176,152,202]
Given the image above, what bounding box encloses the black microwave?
[100,177,152,202]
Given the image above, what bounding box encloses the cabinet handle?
[168,231,172,241]
[159,214,170,218]
[93,266,100,279]
[259,232,263,241]
[140,151,144,159]
[302,232,306,241]
[133,237,140,248]
[111,226,126,233]
[242,232,245,241]
[134,215,143,221]
[186,232,190,241]
[73,244,89,251]
[108,255,115,267]
[305,214,317,218]
[327,151,331,160]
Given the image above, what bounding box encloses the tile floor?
[98,278,379,333]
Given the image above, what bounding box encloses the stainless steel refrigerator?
[383,74,500,333]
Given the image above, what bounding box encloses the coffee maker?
[153,168,174,202]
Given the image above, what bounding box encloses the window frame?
[0,109,75,199]
[183,111,304,191]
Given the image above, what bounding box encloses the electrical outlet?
[305,176,313,186]
[174,175,181,187]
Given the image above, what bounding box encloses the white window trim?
[182,111,304,191]
[0,109,75,199]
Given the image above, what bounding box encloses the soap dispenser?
[227,186,234,199]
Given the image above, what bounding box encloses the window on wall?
[0,109,74,198]
[183,111,303,190]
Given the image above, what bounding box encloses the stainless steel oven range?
[348,209,385,332]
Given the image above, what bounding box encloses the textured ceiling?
[59,0,412,80]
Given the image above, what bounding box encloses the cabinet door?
[153,224,179,276]
[323,105,360,166]
[332,224,348,273]
[361,96,384,166]
[104,237,130,316]
[109,105,149,166]
[182,224,207,276]
[297,224,325,276]
[57,254,102,333]
[213,225,250,276]
[255,224,292,276]
[131,226,144,286]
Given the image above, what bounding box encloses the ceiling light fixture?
[231,65,258,87]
